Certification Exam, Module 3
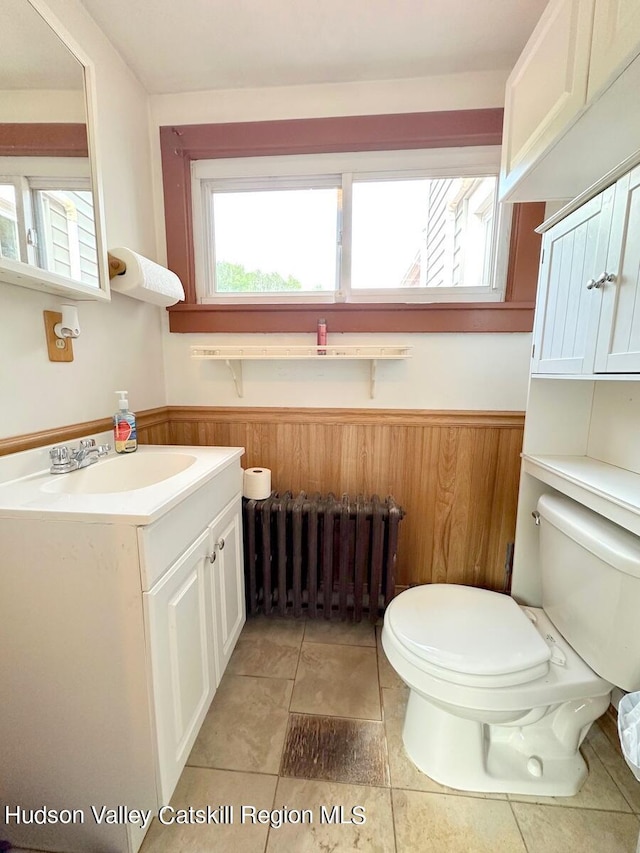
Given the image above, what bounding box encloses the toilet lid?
[386,585,551,678]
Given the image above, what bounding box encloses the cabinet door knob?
[586,272,615,290]
[216,537,225,551]
[208,551,216,564]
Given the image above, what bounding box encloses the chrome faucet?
[49,439,111,474]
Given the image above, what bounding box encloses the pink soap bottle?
[317,318,327,355]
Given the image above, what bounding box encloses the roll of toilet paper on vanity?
[108,247,185,307]
[243,467,272,500]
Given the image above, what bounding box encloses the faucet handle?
[50,445,71,464]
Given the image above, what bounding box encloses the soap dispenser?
[113,390,138,454]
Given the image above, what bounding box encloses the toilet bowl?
[382,585,611,795]
[381,493,640,796]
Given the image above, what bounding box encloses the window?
[193,148,512,305]
[0,169,97,286]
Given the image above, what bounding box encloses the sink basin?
[41,452,197,494]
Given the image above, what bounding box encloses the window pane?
[351,177,497,290]
[212,188,338,293]
[0,184,20,261]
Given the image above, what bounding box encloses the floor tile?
[376,625,404,689]
[290,643,381,720]
[303,617,376,647]
[139,767,277,853]
[188,674,292,774]
[227,636,300,679]
[281,713,389,787]
[392,789,526,852]
[588,718,640,813]
[508,740,632,811]
[511,802,640,853]
[265,778,395,853]
[240,615,306,643]
[382,687,506,799]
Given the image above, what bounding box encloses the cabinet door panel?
[144,529,213,802]
[533,187,614,374]
[595,166,640,372]
[209,499,245,684]
[500,0,594,198]
[588,0,640,99]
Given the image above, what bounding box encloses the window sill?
[167,300,535,333]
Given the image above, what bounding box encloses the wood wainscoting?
[0,407,171,457]
[1,406,524,591]
[166,407,525,591]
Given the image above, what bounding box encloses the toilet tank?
[538,493,640,691]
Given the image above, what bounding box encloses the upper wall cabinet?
[588,0,640,98]
[533,161,640,375]
[500,0,640,203]
[0,0,109,300]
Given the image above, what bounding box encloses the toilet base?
[402,688,610,796]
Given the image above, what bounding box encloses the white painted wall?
[0,0,165,440]
[163,328,531,411]
[152,71,531,412]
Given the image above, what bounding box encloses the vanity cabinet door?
[532,185,614,374]
[208,498,245,685]
[144,529,214,802]
[594,164,640,372]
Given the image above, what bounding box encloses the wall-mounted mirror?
[0,0,109,300]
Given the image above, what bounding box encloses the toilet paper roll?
[243,467,272,500]
[108,247,185,307]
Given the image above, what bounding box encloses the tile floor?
[139,614,640,853]
[14,615,640,852]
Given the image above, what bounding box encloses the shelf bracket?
[370,359,377,399]
[225,359,243,397]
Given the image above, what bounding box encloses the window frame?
[159,110,543,333]
[192,147,511,306]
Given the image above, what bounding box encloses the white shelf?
[522,454,640,536]
[190,345,412,398]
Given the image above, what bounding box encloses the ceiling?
[78,0,549,94]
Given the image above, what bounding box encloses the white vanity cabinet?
[144,495,244,802]
[500,0,640,202]
[0,445,244,853]
[533,161,640,376]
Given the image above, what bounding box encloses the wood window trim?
[0,123,88,158]
[160,110,543,333]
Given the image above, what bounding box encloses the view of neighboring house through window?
[193,149,509,304]
[0,175,98,286]
[351,176,496,291]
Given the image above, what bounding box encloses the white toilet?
[382,492,640,796]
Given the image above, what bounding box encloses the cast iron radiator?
[243,492,405,622]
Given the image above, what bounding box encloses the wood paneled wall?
[167,407,524,591]
[0,407,170,457]
[1,405,524,592]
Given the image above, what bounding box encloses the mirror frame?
[0,0,110,301]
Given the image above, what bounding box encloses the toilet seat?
[386,585,551,688]
[383,594,612,714]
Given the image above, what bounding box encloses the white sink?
[41,452,197,495]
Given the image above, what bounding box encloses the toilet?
[382,492,640,796]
